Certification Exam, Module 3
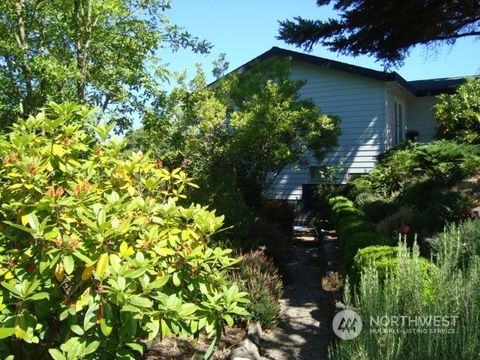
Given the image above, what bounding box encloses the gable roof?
[230,46,469,97]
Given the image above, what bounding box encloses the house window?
[394,101,404,145]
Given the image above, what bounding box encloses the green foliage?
[434,78,480,144]
[328,196,386,270]
[313,184,343,216]
[352,245,436,297]
[341,232,389,271]
[356,194,399,223]
[0,0,210,131]
[0,103,249,359]
[229,251,283,329]
[348,141,480,237]
[353,245,398,275]
[251,221,292,273]
[362,140,480,197]
[140,58,340,213]
[330,233,480,359]
[431,218,480,271]
[278,0,479,67]
[261,200,296,238]
[336,215,375,240]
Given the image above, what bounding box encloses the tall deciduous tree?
[0,0,210,131]
[278,0,480,67]
[140,58,341,209]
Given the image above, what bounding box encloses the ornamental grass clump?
[229,251,283,329]
[0,102,249,359]
[330,232,480,360]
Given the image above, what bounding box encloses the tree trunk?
[74,0,93,101]
[14,0,32,115]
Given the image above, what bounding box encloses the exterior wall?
[268,61,386,200]
[407,96,437,142]
[385,85,408,150]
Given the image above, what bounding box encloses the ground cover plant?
[347,140,480,242]
[0,103,249,359]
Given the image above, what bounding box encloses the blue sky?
[160,0,480,83]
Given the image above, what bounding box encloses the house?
[234,47,468,202]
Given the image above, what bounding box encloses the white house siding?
[385,86,409,150]
[268,61,386,200]
[407,96,437,142]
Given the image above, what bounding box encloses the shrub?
[189,165,255,250]
[341,232,389,271]
[352,245,398,277]
[352,245,436,296]
[251,220,292,272]
[431,218,480,270]
[261,199,296,238]
[229,251,283,329]
[346,175,373,199]
[313,184,343,215]
[376,206,416,237]
[332,206,365,225]
[355,140,480,199]
[329,196,354,210]
[0,103,249,359]
[434,77,480,144]
[336,215,375,241]
[330,239,480,360]
[359,197,399,223]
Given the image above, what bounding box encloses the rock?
[247,322,263,347]
[228,322,263,360]
[228,338,261,360]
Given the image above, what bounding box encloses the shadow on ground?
[261,226,336,360]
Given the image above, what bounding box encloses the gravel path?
[261,227,333,360]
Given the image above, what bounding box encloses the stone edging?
[228,322,263,360]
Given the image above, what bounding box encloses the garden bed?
[145,326,246,359]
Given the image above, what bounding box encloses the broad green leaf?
[84,340,100,355]
[49,349,66,360]
[126,342,144,355]
[27,213,40,231]
[161,319,171,337]
[172,272,180,287]
[129,295,152,308]
[100,303,113,337]
[95,253,109,278]
[63,255,74,275]
[84,304,98,331]
[0,327,16,339]
[52,144,66,157]
[148,275,169,290]
[119,241,134,258]
[27,292,49,301]
[71,324,84,335]
[158,247,176,256]
[2,282,22,297]
[223,314,234,326]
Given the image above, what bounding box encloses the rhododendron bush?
[0,102,248,359]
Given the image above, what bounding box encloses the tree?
[278,0,480,67]
[0,0,210,131]
[434,77,480,143]
[140,58,341,212]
